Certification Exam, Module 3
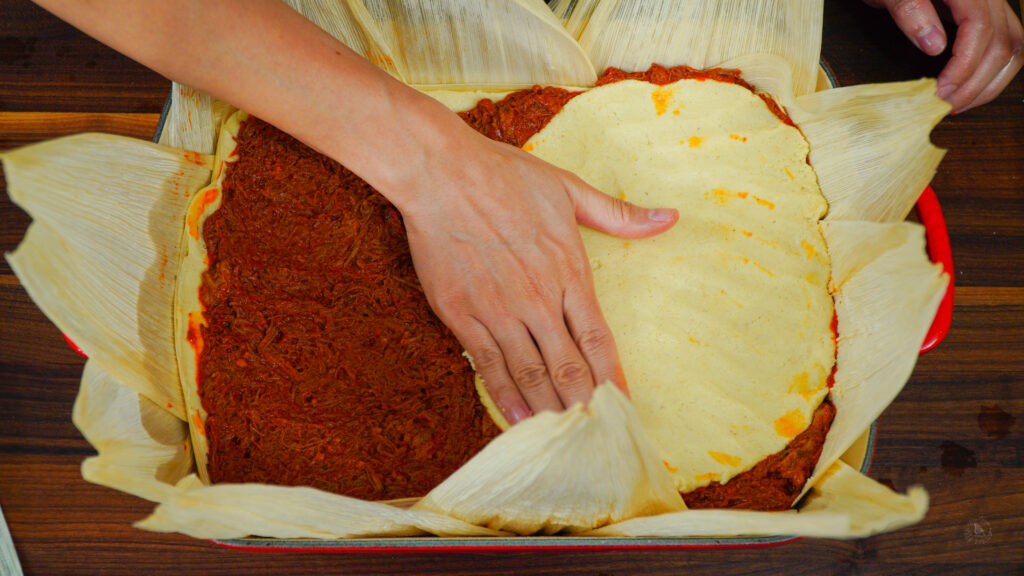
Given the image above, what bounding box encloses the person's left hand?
[866,0,1023,113]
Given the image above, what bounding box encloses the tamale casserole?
[186,65,837,510]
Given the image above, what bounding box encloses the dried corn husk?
[555,0,822,98]
[136,481,506,539]
[73,360,192,503]
[587,459,928,538]
[156,84,236,155]
[413,385,686,535]
[2,0,950,542]
[793,80,949,222]
[348,0,596,89]
[3,134,212,418]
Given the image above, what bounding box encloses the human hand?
[396,126,677,426]
[865,0,1023,112]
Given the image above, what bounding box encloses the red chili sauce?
[199,118,500,500]
[199,63,834,508]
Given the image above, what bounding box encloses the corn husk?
[413,385,686,535]
[588,459,928,538]
[347,0,596,89]
[2,0,950,541]
[3,134,212,418]
[73,360,192,503]
[156,84,236,155]
[793,80,949,222]
[553,0,822,98]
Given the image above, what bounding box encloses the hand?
[866,0,1023,113]
[397,127,677,425]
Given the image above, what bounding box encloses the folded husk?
[587,459,929,539]
[347,0,596,89]
[413,385,686,535]
[2,0,950,541]
[2,134,212,419]
[73,360,192,503]
[794,80,950,222]
[156,84,236,155]
[555,0,822,98]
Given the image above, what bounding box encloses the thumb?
[872,0,947,55]
[567,178,678,239]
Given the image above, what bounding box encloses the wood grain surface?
[2,1,1022,574]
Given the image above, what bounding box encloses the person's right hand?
[396,121,678,426]
[865,0,1023,113]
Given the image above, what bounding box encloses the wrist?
[350,87,481,214]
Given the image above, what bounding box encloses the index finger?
[957,2,1024,110]
[936,0,996,98]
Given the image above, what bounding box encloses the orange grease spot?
[788,371,821,401]
[753,196,775,210]
[186,311,204,355]
[785,167,794,180]
[663,460,679,474]
[708,451,742,467]
[742,230,753,237]
[651,87,673,115]
[687,136,704,148]
[695,472,720,482]
[751,261,775,277]
[192,411,206,436]
[801,239,817,259]
[774,409,806,438]
[187,187,220,240]
[183,150,205,166]
[728,134,747,142]
[522,142,535,152]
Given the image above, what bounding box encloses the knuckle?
[430,287,469,317]
[552,359,591,387]
[576,326,615,354]
[610,197,633,224]
[891,0,924,18]
[511,362,551,392]
[470,345,504,373]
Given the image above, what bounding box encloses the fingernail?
[648,208,677,222]
[916,26,945,55]
[936,83,957,101]
[505,405,531,425]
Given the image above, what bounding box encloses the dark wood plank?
[0,0,170,113]
[0,112,161,150]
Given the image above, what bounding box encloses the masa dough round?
[438,77,836,493]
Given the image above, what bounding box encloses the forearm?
[34,0,461,208]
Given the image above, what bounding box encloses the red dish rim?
[916,186,955,353]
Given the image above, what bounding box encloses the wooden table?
[2,1,1021,574]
